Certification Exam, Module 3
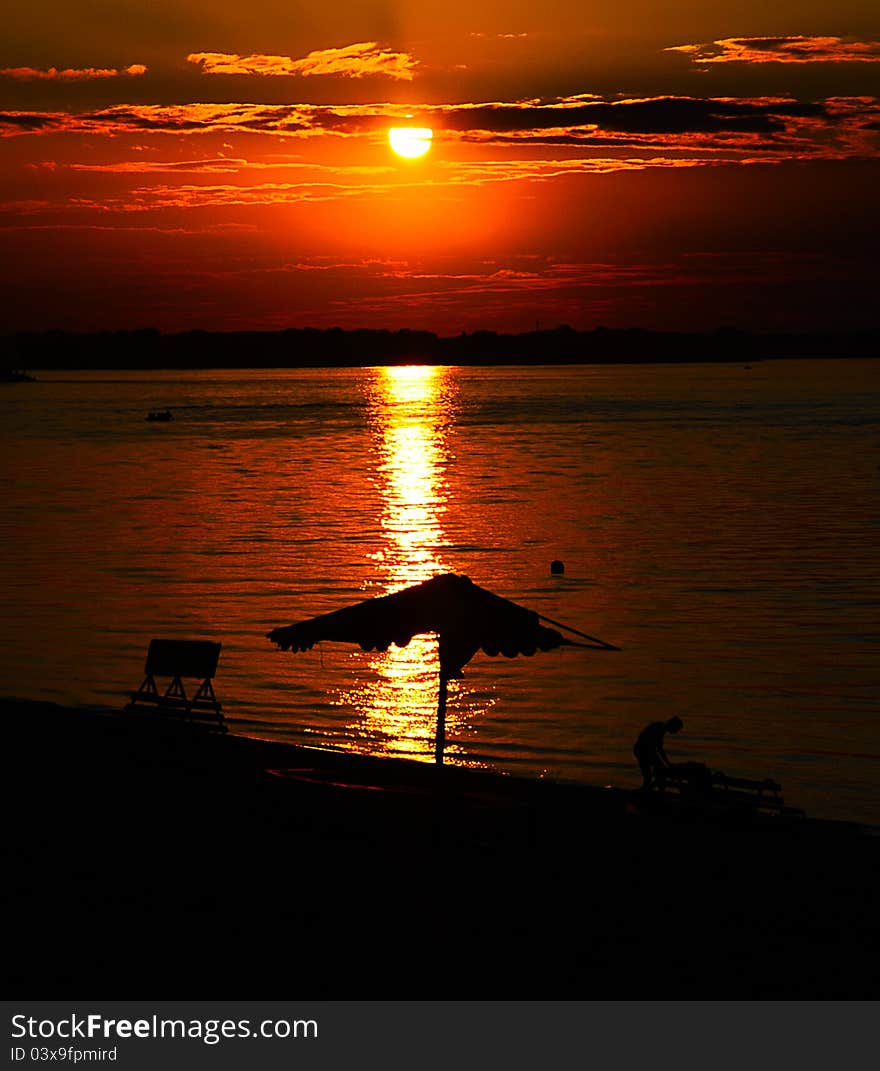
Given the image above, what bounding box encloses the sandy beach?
[4,697,877,997]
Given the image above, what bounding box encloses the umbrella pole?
[435,672,448,765]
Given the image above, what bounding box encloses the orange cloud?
[667,36,880,65]
[2,96,877,166]
[0,63,146,80]
[187,42,417,80]
[69,158,248,174]
[5,159,716,223]
[67,159,396,176]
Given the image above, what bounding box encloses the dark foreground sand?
[4,698,878,997]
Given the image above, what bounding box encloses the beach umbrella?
[267,572,618,764]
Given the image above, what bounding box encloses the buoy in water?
[550,560,565,575]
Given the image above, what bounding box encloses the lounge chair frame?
[126,639,225,731]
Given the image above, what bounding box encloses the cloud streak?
[2,95,877,164]
[428,96,826,135]
[187,42,417,80]
[0,63,146,80]
[667,36,880,65]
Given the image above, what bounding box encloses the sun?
[388,127,433,159]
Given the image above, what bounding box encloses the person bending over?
[633,716,683,790]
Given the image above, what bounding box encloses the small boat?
[1,369,37,383]
[146,409,174,422]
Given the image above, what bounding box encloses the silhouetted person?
[634,716,683,790]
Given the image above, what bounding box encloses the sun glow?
[388,126,433,159]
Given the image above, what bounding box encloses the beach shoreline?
[5,697,878,997]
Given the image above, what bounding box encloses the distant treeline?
[2,325,878,371]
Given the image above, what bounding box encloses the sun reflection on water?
[374,366,449,590]
[337,365,490,759]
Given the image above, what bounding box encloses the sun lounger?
[125,639,225,731]
[657,762,805,818]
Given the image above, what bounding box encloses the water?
[1,360,878,824]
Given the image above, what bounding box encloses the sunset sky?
[2,2,879,334]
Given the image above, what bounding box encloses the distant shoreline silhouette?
[2,325,878,371]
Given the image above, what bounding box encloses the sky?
[2,2,879,334]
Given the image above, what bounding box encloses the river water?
[1,360,877,823]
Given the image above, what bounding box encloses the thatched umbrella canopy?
[268,572,617,764]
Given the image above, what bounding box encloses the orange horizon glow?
[1,5,878,334]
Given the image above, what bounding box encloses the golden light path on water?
[337,365,493,759]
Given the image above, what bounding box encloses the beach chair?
[657,763,804,818]
[125,639,226,731]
